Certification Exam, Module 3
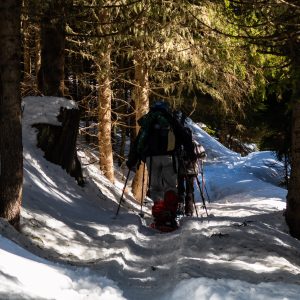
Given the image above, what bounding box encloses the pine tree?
[0,0,23,229]
[37,0,70,96]
[220,0,300,238]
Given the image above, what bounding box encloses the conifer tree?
[43,0,265,202]
[219,0,300,238]
[126,0,261,199]
[21,0,42,95]
[38,0,70,96]
[0,0,23,229]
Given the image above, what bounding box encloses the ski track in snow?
[1,96,300,300]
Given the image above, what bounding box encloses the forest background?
[0,0,300,238]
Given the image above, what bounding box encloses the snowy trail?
[20,152,300,300]
[2,96,300,300]
[18,190,300,300]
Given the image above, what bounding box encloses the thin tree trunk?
[0,0,23,229]
[286,58,300,238]
[37,0,65,96]
[132,50,150,202]
[97,7,114,183]
[284,154,289,187]
[117,84,129,166]
[119,127,127,166]
[34,24,41,77]
[22,0,31,75]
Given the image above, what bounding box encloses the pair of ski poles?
[116,158,211,217]
[178,154,209,217]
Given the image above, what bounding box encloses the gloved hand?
[197,151,207,159]
[126,158,137,171]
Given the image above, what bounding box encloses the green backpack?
[136,110,176,160]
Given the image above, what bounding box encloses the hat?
[151,101,170,111]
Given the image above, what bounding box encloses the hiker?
[177,128,206,216]
[126,101,196,230]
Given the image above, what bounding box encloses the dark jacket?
[127,107,196,169]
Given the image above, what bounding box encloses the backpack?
[178,139,206,176]
[136,109,177,159]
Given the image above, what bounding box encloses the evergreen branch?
[72,0,143,9]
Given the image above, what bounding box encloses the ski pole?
[191,178,199,218]
[192,160,208,217]
[197,163,206,207]
[190,177,199,218]
[199,159,211,203]
[194,172,208,216]
[115,169,131,217]
[204,181,211,203]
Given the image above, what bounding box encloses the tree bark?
[37,0,65,96]
[33,107,84,186]
[98,58,115,182]
[0,0,23,229]
[22,0,31,75]
[132,50,150,202]
[34,24,41,77]
[286,57,300,238]
[97,7,115,183]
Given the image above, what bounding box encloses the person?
[177,129,206,216]
[126,101,196,230]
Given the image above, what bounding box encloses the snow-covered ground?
[1,96,299,300]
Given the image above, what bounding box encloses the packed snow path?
[1,96,299,300]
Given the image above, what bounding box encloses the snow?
[1,96,299,299]
[0,234,124,300]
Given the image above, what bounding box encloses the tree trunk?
[132,50,150,202]
[37,0,65,96]
[286,57,300,238]
[98,58,115,182]
[117,84,130,167]
[0,1,23,229]
[22,0,31,75]
[118,125,127,167]
[33,107,84,186]
[97,7,114,183]
[34,24,41,77]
